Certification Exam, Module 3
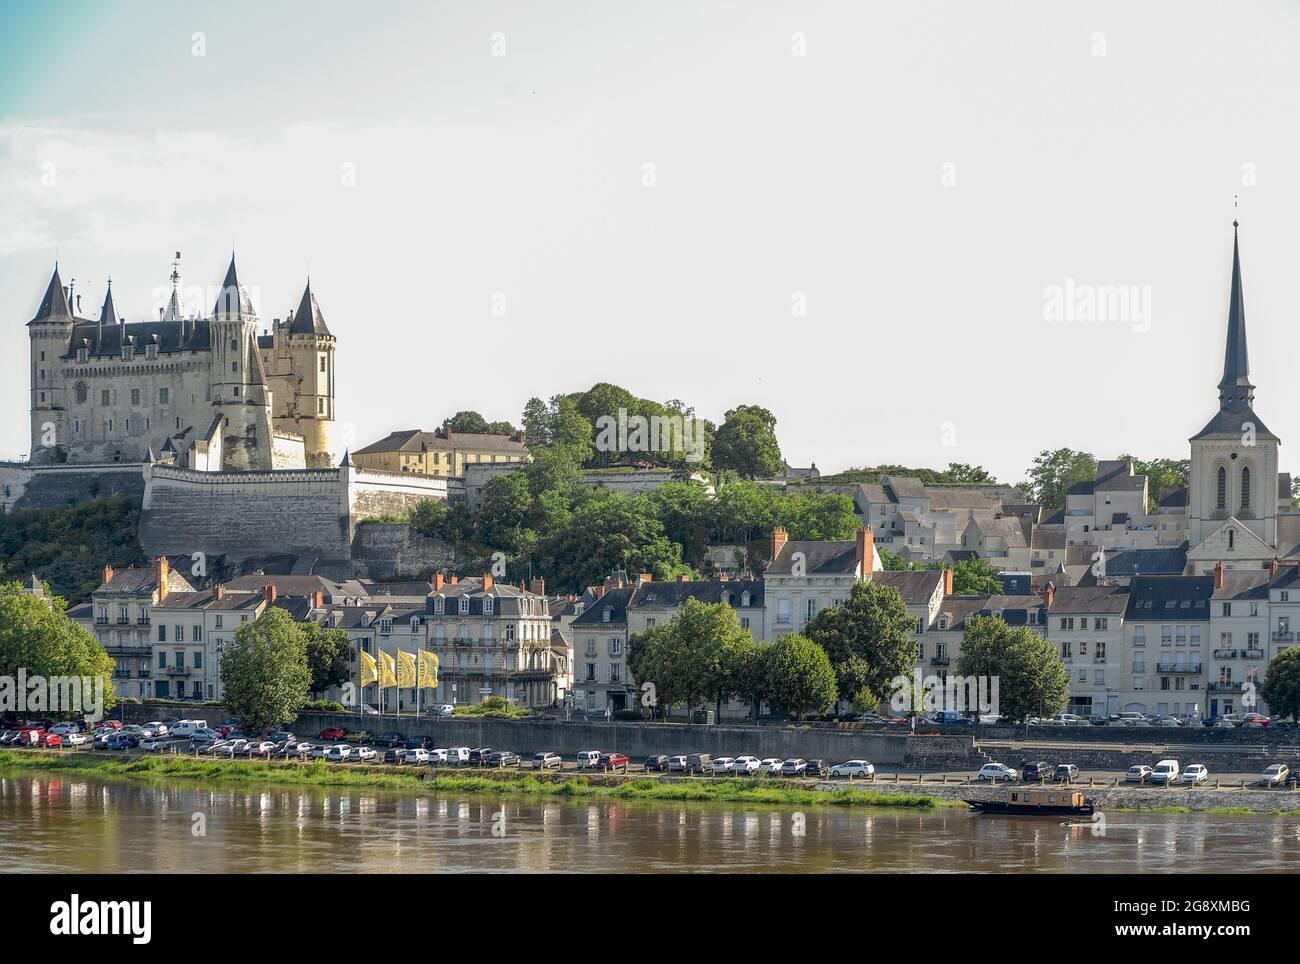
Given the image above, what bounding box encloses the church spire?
[1219,221,1253,406]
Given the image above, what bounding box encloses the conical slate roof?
[98,280,118,325]
[290,280,331,336]
[30,265,72,323]
[211,253,256,318]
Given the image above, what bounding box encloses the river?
[1,770,1298,873]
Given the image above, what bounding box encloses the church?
[26,254,337,471]
[1183,223,1300,574]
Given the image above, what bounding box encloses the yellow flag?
[396,649,416,688]
[417,649,439,689]
[359,650,378,687]
[378,650,397,688]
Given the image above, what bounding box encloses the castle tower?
[1187,222,1280,550]
[26,265,76,463]
[209,254,274,470]
[280,280,337,467]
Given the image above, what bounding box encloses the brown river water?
[1,770,1298,873]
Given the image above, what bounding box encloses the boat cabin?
[1008,788,1087,810]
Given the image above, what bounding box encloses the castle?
[26,253,337,471]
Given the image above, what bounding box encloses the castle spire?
[1219,220,1252,406]
[290,279,331,336]
[211,251,254,318]
[29,264,72,323]
[98,277,118,326]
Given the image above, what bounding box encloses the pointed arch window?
[1216,467,1227,510]
[1241,467,1251,511]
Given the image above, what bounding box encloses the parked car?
[140,738,171,752]
[326,744,354,762]
[804,759,830,778]
[731,756,761,776]
[106,733,138,751]
[976,763,1018,782]
[63,732,87,747]
[310,744,331,759]
[711,757,736,775]
[1261,763,1290,787]
[49,722,79,737]
[405,747,430,764]
[487,751,519,767]
[469,747,494,766]
[779,758,807,777]
[427,748,449,764]
[445,747,470,766]
[319,727,347,741]
[576,750,603,770]
[404,736,433,750]
[431,704,455,717]
[1240,713,1272,728]
[383,747,406,764]
[533,752,563,770]
[665,755,689,773]
[354,746,377,762]
[685,753,713,774]
[267,730,295,743]
[644,754,669,772]
[1181,764,1209,785]
[141,722,169,737]
[829,760,875,779]
[599,752,629,771]
[1150,759,1181,785]
[1054,763,1080,783]
[1155,716,1183,728]
[344,729,372,743]
[372,732,405,748]
[1022,760,1054,782]
[248,741,277,757]
[42,733,62,748]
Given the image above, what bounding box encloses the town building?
[352,425,528,478]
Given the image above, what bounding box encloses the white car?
[405,748,429,764]
[1262,764,1290,787]
[432,704,455,717]
[1125,765,1153,783]
[326,744,354,762]
[247,741,277,757]
[711,757,736,775]
[290,742,313,757]
[356,704,380,716]
[977,763,1018,782]
[140,738,170,752]
[311,744,331,759]
[220,739,249,756]
[731,756,761,776]
[49,723,80,736]
[1150,759,1181,785]
[531,752,562,770]
[830,760,876,779]
[142,722,169,736]
[779,759,807,777]
[1181,764,1209,785]
[758,758,783,775]
[354,746,376,762]
[63,732,88,747]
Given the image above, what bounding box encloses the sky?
[3,0,1300,484]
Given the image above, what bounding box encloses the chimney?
[1043,580,1055,609]
[678,574,690,582]
[312,589,323,610]
[566,594,575,603]
[1271,558,1280,579]
[1213,561,1225,590]
[943,566,954,596]
[213,583,225,601]
[530,577,546,595]
[442,422,453,441]
[514,431,526,444]
[434,572,444,591]
[770,526,788,561]
[449,574,458,585]
[714,571,729,581]
[855,527,874,576]
[103,564,114,585]
[592,584,606,599]
[263,584,277,603]
[482,572,493,592]
[155,557,170,601]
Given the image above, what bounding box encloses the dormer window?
[741,591,751,606]
[434,596,445,614]
[76,347,88,363]
[484,597,494,615]
[458,596,469,614]
[602,608,611,623]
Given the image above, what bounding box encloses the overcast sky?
[3,0,1299,484]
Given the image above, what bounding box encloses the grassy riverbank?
[0,751,943,809]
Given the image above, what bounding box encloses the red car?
[599,753,629,770]
[319,727,348,740]
[1238,713,1271,727]
[42,733,62,747]
[101,720,123,730]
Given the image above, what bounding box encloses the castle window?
[231,362,238,372]
[320,356,326,372]
[1241,467,1251,510]
[131,389,140,406]
[1216,467,1226,509]
[75,383,87,404]
[101,390,111,407]
[233,386,240,397]
[159,388,169,404]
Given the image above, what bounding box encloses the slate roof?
[63,318,211,359]
[355,429,527,456]
[290,281,331,336]
[629,579,763,609]
[1124,575,1213,620]
[1211,571,1271,601]
[29,266,73,323]
[570,587,636,627]
[872,569,943,605]
[767,540,861,576]
[1159,486,1188,509]
[1047,585,1130,615]
[933,595,993,631]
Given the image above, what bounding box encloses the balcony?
[1213,649,1238,659]
[162,666,193,677]
[930,656,951,667]
[1157,662,1202,673]
[1244,650,1266,659]
[105,645,152,657]
[1273,631,1294,642]
[1208,681,1246,693]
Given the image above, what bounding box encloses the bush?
[454,696,530,719]
[302,699,346,713]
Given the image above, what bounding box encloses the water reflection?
[0,772,1297,873]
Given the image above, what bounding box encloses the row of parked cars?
[1032,711,1279,728]
[639,752,875,778]
[977,758,1300,788]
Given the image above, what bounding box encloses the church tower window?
[1240,467,1251,510]
[1228,528,1236,549]
[1216,467,1226,509]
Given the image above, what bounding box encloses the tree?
[731,639,770,721]
[442,410,516,436]
[1261,647,1300,721]
[0,581,116,715]
[942,463,996,484]
[803,579,917,709]
[712,405,783,480]
[1023,448,1097,511]
[219,608,311,734]
[537,495,692,592]
[303,622,350,699]
[955,614,1068,723]
[626,598,751,720]
[760,633,837,718]
[949,556,1004,595]
[1120,455,1190,512]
